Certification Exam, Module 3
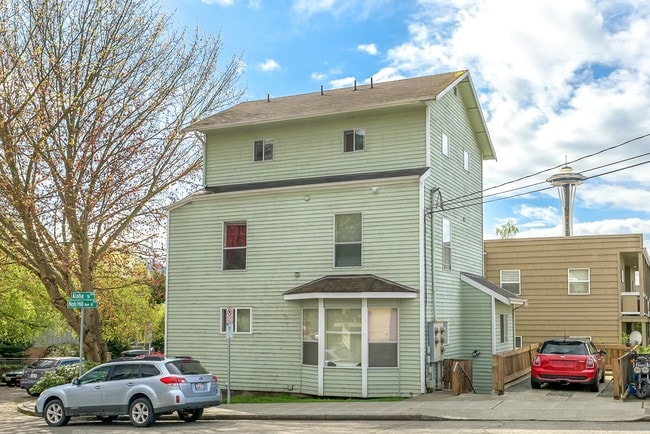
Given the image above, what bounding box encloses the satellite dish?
[630,331,642,345]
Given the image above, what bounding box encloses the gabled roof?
[460,272,527,306]
[283,274,418,300]
[188,71,495,160]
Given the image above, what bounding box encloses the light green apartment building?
[165,71,524,397]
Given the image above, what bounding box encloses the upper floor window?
[442,217,451,270]
[223,222,246,270]
[334,213,362,267]
[441,133,449,157]
[220,307,252,333]
[500,270,521,295]
[463,150,469,171]
[343,129,365,152]
[568,268,590,295]
[254,139,273,161]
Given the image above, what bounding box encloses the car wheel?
[599,369,605,383]
[129,397,156,427]
[97,415,117,423]
[178,408,204,422]
[530,376,541,389]
[44,399,70,427]
[589,375,600,392]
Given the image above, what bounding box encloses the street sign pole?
[226,307,234,404]
[79,308,84,378]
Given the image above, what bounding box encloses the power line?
[440,133,650,209]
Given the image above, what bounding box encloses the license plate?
[30,374,37,379]
[195,382,205,391]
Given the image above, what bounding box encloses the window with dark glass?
[334,213,362,267]
[223,222,247,270]
[302,309,318,365]
[254,139,273,161]
[343,129,365,152]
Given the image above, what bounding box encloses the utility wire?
[440,133,650,208]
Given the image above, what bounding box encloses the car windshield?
[166,359,208,375]
[29,359,57,369]
[541,342,587,355]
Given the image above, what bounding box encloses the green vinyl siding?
[167,179,423,395]
[203,107,426,187]
[460,283,494,394]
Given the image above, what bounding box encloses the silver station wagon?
[35,356,221,427]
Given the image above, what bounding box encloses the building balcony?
[621,292,642,316]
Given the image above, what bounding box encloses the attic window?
[343,129,365,152]
[254,139,273,161]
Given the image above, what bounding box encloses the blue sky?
[162,0,650,245]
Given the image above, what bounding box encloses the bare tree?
[0,0,244,361]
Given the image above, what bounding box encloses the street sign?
[67,299,97,309]
[226,323,234,339]
[71,292,95,300]
[226,307,234,325]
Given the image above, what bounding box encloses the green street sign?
[71,292,95,300]
[67,299,97,309]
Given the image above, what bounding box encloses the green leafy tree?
[0,0,243,362]
[496,220,520,239]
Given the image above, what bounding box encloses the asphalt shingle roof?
[189,71,467,131]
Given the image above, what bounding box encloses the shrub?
[30,362,99,394]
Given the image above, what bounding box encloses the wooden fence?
[492,343,538,395]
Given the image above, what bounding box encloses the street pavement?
[12,377,650,423]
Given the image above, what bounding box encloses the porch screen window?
[223,222,246,270]
[334,213,362,267]
[442,217,451,270]
[343,129,365,152]
[500,270,521,295]
[368,308,398,367]
[568,268,590,295]
[220,307,252,333]
[302,309,318,365]
[325,309,361,367]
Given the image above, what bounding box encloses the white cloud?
[329,76,356,89]
[358,43,378,55]
[311,72,327,81]
[259,59,281,72]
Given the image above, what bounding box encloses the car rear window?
[29,359,57,369]
[166,359,208,375]
[541,341,587,355]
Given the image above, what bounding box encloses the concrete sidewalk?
[18,379,650,423]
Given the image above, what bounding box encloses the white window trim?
[499,313,509,343]
[463,149,469,171]
[220,307,253,334]
[500,270,521,295]
[441,133,449,157]
[222,221,247,271]
[343,128,366,153]
[333,212,363,268]
[442,217,451,271]
[253,139,274,162]
[568,268,591,295]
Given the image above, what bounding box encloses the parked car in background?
[35,355,221,427]
[1,367,24,387]
[21,357,82,395]
[531,338,606,392]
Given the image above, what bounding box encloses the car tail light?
[211,375,218,382]
[532,356,541,367]
[160,376,187,385]
[586,356,596,368]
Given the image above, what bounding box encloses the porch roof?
[283,274,418,300]
[460,272,527,306]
